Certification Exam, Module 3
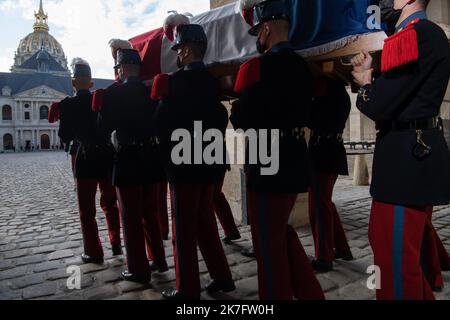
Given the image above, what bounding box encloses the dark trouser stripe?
[313,177,326,258]
[257,193,275,299]
[393,206,405,300]
[172,187,184,290]
[116,188,133,272]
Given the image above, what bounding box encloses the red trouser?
[170,183,233,299]
[116,185,166,278]
[308,173,350,262]
[369,201,435,300]
[157,181,170,239]
[76,178,121,258]
[248,192,325,300]
[422,209,449,288]
[214,177,240,237]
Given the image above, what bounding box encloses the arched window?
[2,105,12,121]
[3,134,13,150]
[40,105,49,120]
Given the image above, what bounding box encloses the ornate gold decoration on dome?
[33,0,49,32]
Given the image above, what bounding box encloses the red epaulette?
[92,89,106,112]
[381,18,421,72]
[234,57,261,93]
[151,73,170,100]
[48,102,60,123]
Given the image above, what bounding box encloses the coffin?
[130,1,450,97]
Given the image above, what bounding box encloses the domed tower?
[11,0,69,75]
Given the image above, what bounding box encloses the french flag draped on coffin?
[129,0,382,81]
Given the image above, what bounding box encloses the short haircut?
[185,42,207,60]
[418,0,430,9]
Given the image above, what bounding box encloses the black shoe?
[205,280,236,293]
[432,286,443,292]
[81,254,104,264]
[162,289,199,301]
[121,271,151,284]
[241,248,255,258]
[312,260,333,273]
[223,234,241,245]
[112,245,123,256]
[441,261,450,272]
[334,249,354,261]
[150,261,169,273]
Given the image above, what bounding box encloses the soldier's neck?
[267,35,289,52]
[396,6,424,28]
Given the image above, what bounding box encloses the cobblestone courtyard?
[0,151,449,300]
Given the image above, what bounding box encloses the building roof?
[0,72,114,97]
[17,48,67,73]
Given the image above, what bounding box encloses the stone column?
[15,130,19,151]
[50,129,54,148]
[31,130,36,151]
[427,0,450,24]
[348,92,364,142]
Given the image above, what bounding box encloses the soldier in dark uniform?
[379,0,450,293]
[351,0,450,299]
[231,0,324,300]
[308,78,353,273]
[94,49,168,283]
[152,23,235,300]
[50,58,122,264]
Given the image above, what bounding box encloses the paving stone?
[3,249,29,259]
[22,282,58,299]
[48,249,74,261]
[333,280,376,300]
[233,260,257,280]
[0,266,28,280]
[11,273,47,289]
[83,284,119,300]
[15,254,45,266]
[0,259,14,271]
[317,275,339,293]
[31,245,56,254]
[95,269,122,283]
[34,261,62,272]
[56,241,81,250]
[234,276,259,298]
[80,263,109,274]
[116,281,150,293]
[140,289,163,300]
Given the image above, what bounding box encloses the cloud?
[0,0,211,79]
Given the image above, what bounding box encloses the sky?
[0,0,211,79]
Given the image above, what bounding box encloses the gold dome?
[12,1,68,72]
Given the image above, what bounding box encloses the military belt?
[118,137,160,148]
[378,117,442,132]
[279,127,306,140]
[310,131,343,141]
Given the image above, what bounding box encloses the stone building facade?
[0,1,112,153]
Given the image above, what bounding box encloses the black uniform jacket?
[58,89,114,180]
[357,19,450,206]
[97,77,165,187]
[309,79,350,176]
[152,62,229,185]
[230,42,312,194]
